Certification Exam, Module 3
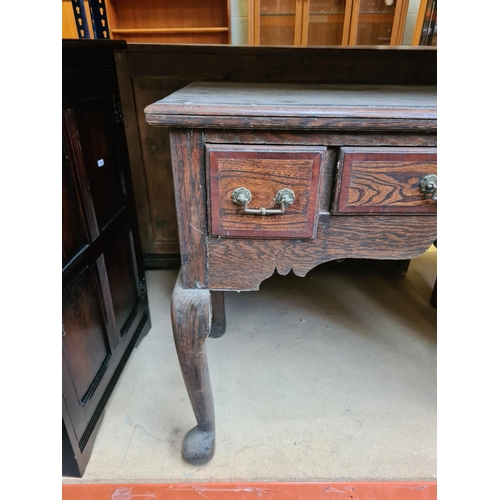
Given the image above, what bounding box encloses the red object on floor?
[63,481,437,500]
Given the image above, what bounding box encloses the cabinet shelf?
[260,12,295,16]
[111,27,229,34]
[105,0,230,44]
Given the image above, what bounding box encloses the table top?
[144,82,437,122]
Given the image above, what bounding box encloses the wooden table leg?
[171,273,215,465]
[209,291,226,338]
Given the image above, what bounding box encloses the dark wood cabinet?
[62,39,151,477]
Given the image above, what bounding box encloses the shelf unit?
[249,0,409,46]
[105,0,231,44]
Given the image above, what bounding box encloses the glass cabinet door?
[413,0,436,46]
[348,0,408,45]
[302,0,352,45]
[255,0,303,45]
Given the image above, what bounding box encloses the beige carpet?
[63,248,436,483]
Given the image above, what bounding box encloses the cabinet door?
[103,224,141,338]
[412,0,436,46]
[74,97,126,231]
[62,141,90,268]
[62,95,146,440]
[302,0,352,45]
[252,0,304,45]
[348,0,409,45]
[62,264,112,440]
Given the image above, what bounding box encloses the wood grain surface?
[146,82,436,117]
[146,115,437,132]
[207,214,437,290]
[170,273,215,465]
[169,129,209,289]
[335,147,437,213]
[204,130,437,148]
[207,145,325,238]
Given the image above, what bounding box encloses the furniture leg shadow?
[171,273,215,465]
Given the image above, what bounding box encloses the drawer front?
[333,147,437,214]
[207,145,326,238]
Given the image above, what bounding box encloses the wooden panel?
[133,80,182,250]
[334,147,437,213]
[74,98,125,230]
[62,265,110,407]
[128,44,437,85]
[208,145,325,238]
[207,214,436,290]
[103,226,140,336]
[62,142,89,268]
[114,50,154,254]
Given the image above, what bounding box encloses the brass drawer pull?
[420,174,437,201]
[232,187,295,215]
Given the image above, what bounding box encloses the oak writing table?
[144,82,437,465]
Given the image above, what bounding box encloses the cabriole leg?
[171,273,215,465]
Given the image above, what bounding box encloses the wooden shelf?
[106,0,230,44]
[111,27,229,35]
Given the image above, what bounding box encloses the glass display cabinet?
[248,0,410,46]
[412,0,437,46]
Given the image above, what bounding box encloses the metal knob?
[231,187,295,215]
[420,174,437,201]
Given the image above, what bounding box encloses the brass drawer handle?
[420,174,437,201]
[232,187,295,215]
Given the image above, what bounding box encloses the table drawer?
[207,145,326,238]
[333,147,437,214]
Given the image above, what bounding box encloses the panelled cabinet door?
[62,41,151,476]
[62,142,90,268]
[103,224,141,337]
[73,97,126,231]
[62,264,112,441]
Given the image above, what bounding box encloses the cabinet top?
[144,82,436,130]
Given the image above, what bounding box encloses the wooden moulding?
[207,145,325,239]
